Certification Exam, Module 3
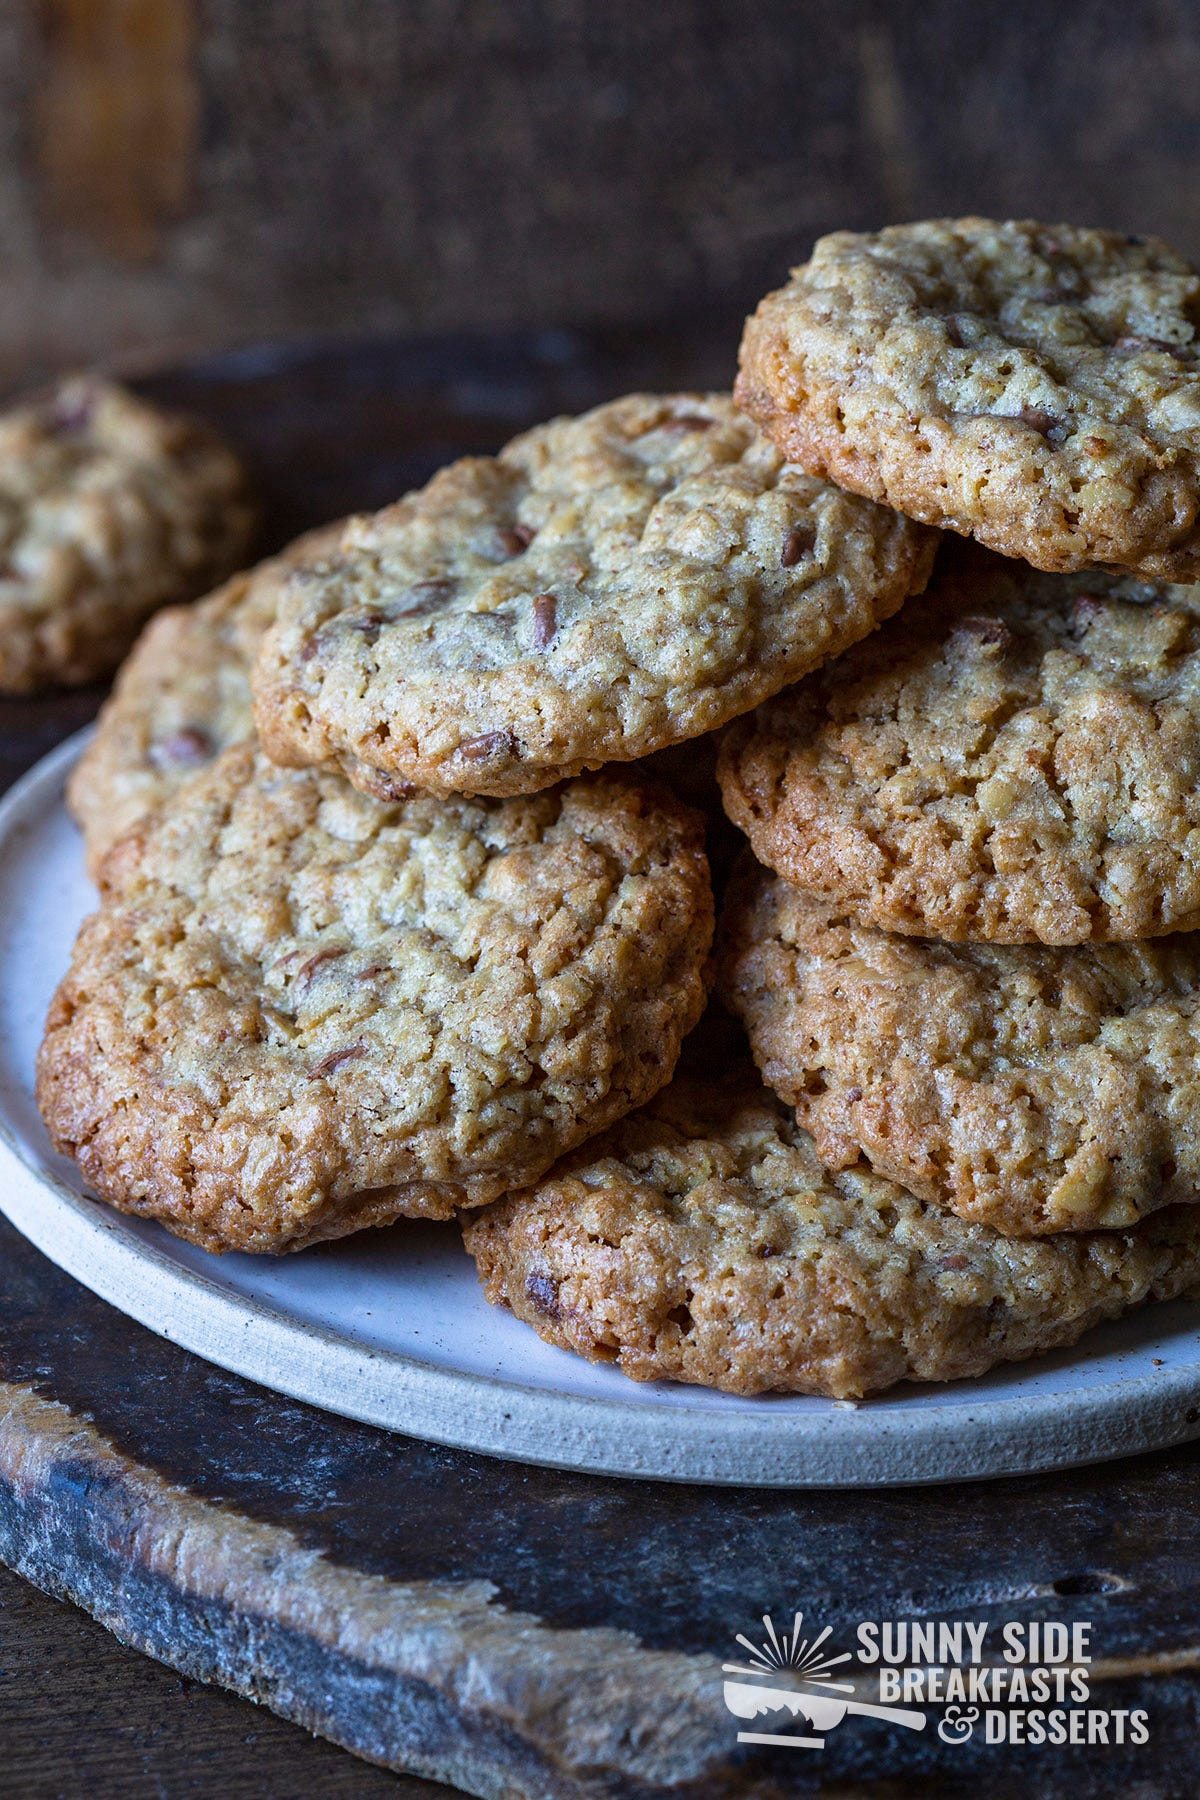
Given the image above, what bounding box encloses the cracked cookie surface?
[68,526,339,875]
[463,1068,1200,1397]
[719,544,1200,943]
[0,375,256,692]
[37,745,713,1254]
[251,392,936,799]
[721,865,1200,1236]
[737,219,1200,577]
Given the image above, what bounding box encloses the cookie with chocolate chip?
[721,863,1200,1236]
[737,219,1200,577]
[0,375,256,692]
[67,526,339,875]
[719,544,1200,943]
[38,745,713,1254]
[463,1068,1200,1397]
[251,393,936,799]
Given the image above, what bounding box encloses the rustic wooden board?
[2,334,1200,1796]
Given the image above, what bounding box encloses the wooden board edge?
[0,1379,770,1799]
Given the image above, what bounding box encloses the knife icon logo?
[722,1677,927,1748]
[722,1612,926,1750]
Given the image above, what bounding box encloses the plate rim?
[4,729,1200,1488]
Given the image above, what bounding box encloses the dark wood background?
[2,1,1200,391]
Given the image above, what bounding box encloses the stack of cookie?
[44,394,931,1272]
[36,220,1200,1403]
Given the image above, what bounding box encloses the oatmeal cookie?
[67,526,339,875]
[37,746,712,1254]
[251,393,936,799]
[718,545,1200,943]
[737,219,1200,577]
[463,1070,1200,1397]
[0,375,256,692]
[721,863,1200,1235]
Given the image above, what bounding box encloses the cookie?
[37,746,712,1254]
[736,219,1200,578]
[718,544,1200,943]
[463,1068,1200,1398]
[721,863,1200,1236]
[251,392,936,800]
[67,526,339,875]
[0,375,256,692]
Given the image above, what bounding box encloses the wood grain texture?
[35,0,197,261]
[2,1,1200,385]
[0,335,1199,1796]
[0,1559,446,1797]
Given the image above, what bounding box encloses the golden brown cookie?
[67,526,339,875]
[463,1068,1200,1398]
[737,219,1200,577]
[37,746,712,1254]
[0,375,256,692]
[251,392,936,799]
[721,862,1200,1236]
[719,545,1200,943]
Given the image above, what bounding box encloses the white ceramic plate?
[4,733,1200,1487]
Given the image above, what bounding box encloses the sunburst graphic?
[722,1612,855,1693]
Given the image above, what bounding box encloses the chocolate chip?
[525,1270,563,1320]
[781,524,816,567]
[308,1043,367,1080]
[498,524,535,555]
[401,578,457,616]
[956,615,1013,651]
[367,772,417,802]
[659,412,714,432]
[531,593,557,648]
[1016,406,1061,437]
[1115,334,1179,355]
[1071,591,1104,623]
[344,611,387,642]
[296,947,345,989]
[1001,406,1073,447]
[49,385,96,435]
[148,727,213,769]
[457,730,514,763]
